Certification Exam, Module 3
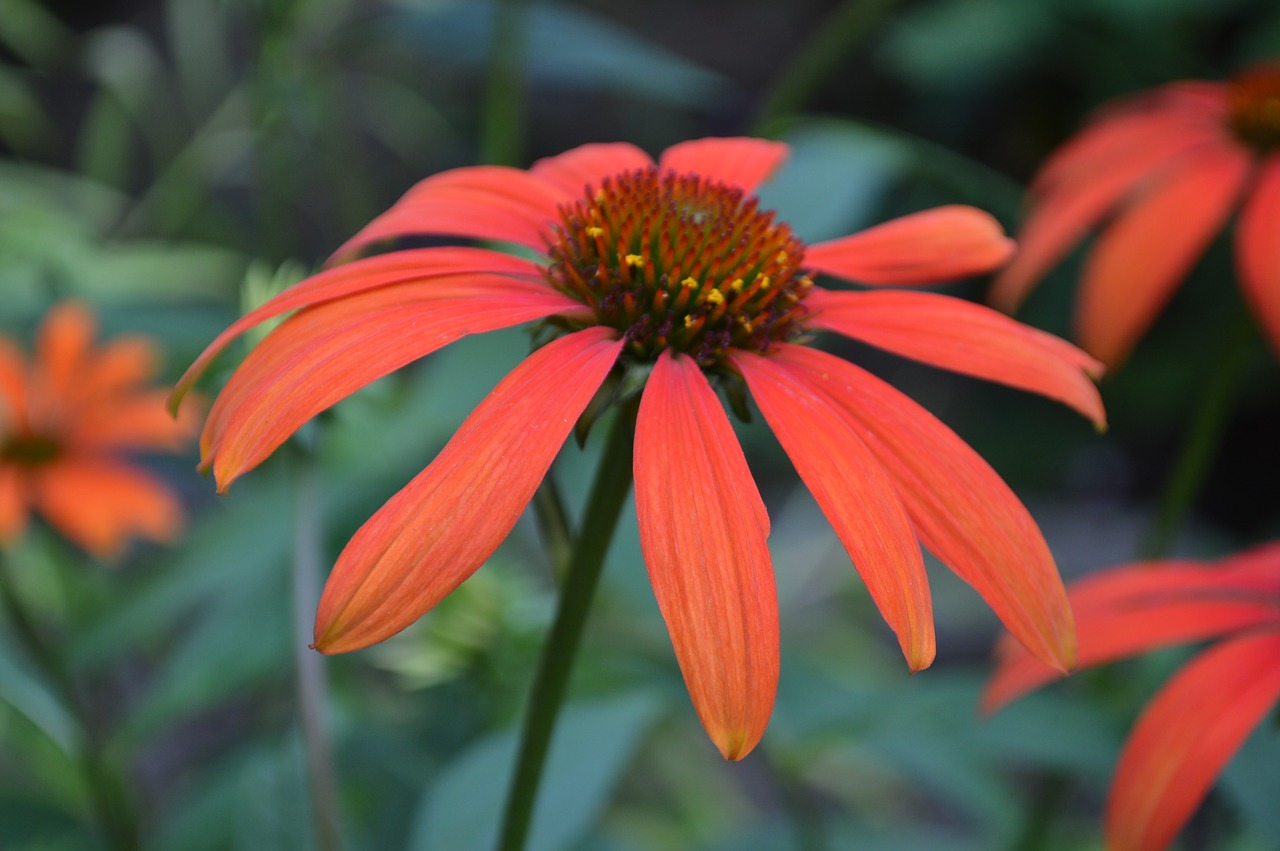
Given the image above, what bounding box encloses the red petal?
[313,327,622,653]
[1077,144,1252,368]
[170,248,542,413]
[733,349,935,671]
[1236,156,1280,356]
[805,206,1015,286]
[35,301,95,406]
[530,142,653,197]
[0,339,29,425]
[329,166,565,262]
[807,288,1106,428]
[1106,629,1280,851]
[657,137,788,194]
[201,277,584,490]
[634,350,778,760]
[33,458,183,558]
[71,390,200,453]
[766,344,1075,671]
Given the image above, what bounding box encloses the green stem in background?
[496,401,638,851]
[0,559,138,850]
[752,0,905,136]
[291,452,345,851]
[1141,305,1256,559]
[531,474,575,583]
[481,0,529,167]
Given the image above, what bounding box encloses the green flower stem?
[291,453,345,851]
[531,474,575,583]
[481,0,529,167]
[752,0,905,136]
[1142,305,1256,559]
[0,558,138,850]
[496,401,638,851]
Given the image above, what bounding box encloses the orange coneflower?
[992,63,1280,369]
[0,302,198,559]
[984,543,1280,851]
[173,137,1104,759]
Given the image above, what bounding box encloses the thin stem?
[496,401,638,851]
[531,473,575,583]
[752,0,905,136]
[0,558,138,849]
[481,0,529,167]
[291,453,345,851]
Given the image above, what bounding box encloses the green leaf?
[0,642,81,756]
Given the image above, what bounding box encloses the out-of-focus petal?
[0,340,28,426]
[805,207,1015,286]
[1105,629,1280,851]
[313,327,622,653]
[70,390,200,453]
[807,288,1106,428]
[169,247,542,412]
[34,301,95,409]
[733,348,935,671]
[72,337,156,404]
[0,467,28,545]
[635,350,778,760]
[1235,156,1280,355]
[201,277,587,490]
[530,142,653,197]
[766,344,1076,672]
[1077,144,1252,368]
[33,458,183,558]
[329,166,565,262]
[657,138,788,195]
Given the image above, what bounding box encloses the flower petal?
[530,142,653,197]
[805,206,1015,286]
[1077,144,1252,368]
[733,348,934,671]
[71,390,201,453]
[33,458,183,558]
[765,344,1075,671]
[170,247,542,413]
[634,350,778,760]
[657,137,788,195]
[35,301,95,406]
[1105,629,1280,851]
[0,339,28,426]
[201,276,586,490]
[807,288,1106,428]
[1235,156,1280,356]
[313,327,623,653]
[329,166,565,261]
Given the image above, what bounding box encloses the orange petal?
[1105,629,1280,851]
[657,137,788,194]
[201,277,585,490]
[530,142,653,197]
[767,344,1075,672]
[34,301,96,409]
[807,288,1106,428]
[733,348,935,671]
[0,466,29,546]
[1235,156,1280,357]
[805,206,1015,286]
[71,389,200,453]
[1077,144,1252,369]
[328,166,564,262]
[313,327,622,653]
[170,247,541,413]
[634,350,778,760]
[33,458,183,559]
[0,339,28,426]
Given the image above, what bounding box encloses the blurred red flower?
[175,137,1104,759]
[984,543,1280,851]
[992,63,1280,368]
[0,302,199,558]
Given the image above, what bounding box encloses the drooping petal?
[313,327,623,653]
[733,349,934,671]
[807,288,1106,428]
[634,350,778,760]
[1235,156,1280,356]
[32,458,183,558]
[657,137,788,195]
[530,142,653,197]
[328,166,565,262]
[0,467,29,545]
[767,344,1075,671]
[805,206,1015,286]
[1077,144,1252,368]
[169,247,542,412]
[200,277,587,490]
[1105,629,1280,851]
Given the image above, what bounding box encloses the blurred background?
[1,0,1278,848]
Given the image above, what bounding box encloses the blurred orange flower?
[984,543,1280,851]
[175,137,1104,759]
[992,63,1280,368]
[0,302,198,559]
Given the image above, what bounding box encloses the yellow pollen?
[704,289,725,305]
[625,254,644,267]
[740,318,754,332]
[681,277,699,289]
[777,251,788,263]
[683,315,697,329]
[586,226,604,238]
[757,275,771,289]
[730,278,744,292]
